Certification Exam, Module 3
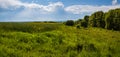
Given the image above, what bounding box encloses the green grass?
[0,22,120,57]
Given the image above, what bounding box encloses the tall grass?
[0,22,120,57]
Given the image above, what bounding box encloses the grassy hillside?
[0,22,120,57]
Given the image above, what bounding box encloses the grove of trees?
[65,8,120,31]
[105,9,120,30]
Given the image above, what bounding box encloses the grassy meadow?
[0,22,120,57]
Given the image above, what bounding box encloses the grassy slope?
[0,23,120,57]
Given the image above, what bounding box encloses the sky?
[0,0,120,22]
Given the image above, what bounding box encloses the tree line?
[65,8,120,31]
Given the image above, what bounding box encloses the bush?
[65,20,74,26]
[81,21,88,28]
[76,25,80,29]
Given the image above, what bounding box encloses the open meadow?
[0,0,120,57]
[0,22,120,57]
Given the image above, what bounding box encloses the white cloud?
[0,0,22,9]
[0,0,64,21]
[0,0,120,21]
[0,0,64,12]
[112,0,118,5]
[12,7,61,21]
[64,5,120,14]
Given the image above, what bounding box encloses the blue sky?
[0,0,120,22]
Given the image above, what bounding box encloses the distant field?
[0,22,120,57]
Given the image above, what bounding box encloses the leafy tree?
[75,8,120,31]
[75,19,83,25]
[65,20,75,26]
[83,15,89,27]
[80,15,89,28]
[105,9,120,30]
[84,15,89,22]
[81,21,88,28]
[89,11,105,28]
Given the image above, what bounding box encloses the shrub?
[76,25,80,29]
[65,20,74,26]
[81,21,88,28]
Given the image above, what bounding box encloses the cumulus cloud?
[0,0,120,21]
[0,0,22,9]
[0,0,64,21]
[112,0,118,5]
[64,5,120,14]
[0,0,64,12]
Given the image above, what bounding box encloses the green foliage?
[0,8,120,56]
[65,20,75,26]
[84,15,89,22]
[75,8,120,31]
[0,23,60,33]
[81,21,88,28]
[89,8,120,30]
[89,11,105,28]
[75,16,89,28]
[76,25,81,29]
[75,19,82,25]
[0,22,120,57]
[105,9,120,30]
[80,15,89,28]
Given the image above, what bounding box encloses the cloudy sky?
[0,0,120,22]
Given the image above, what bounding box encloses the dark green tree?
[105,9,120,30]
[81,15,89,28]
[89,11,105,28]
[84,15,89,22]
[81,21,88,28]
[65,20,75,26]
[75,19,82,25]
